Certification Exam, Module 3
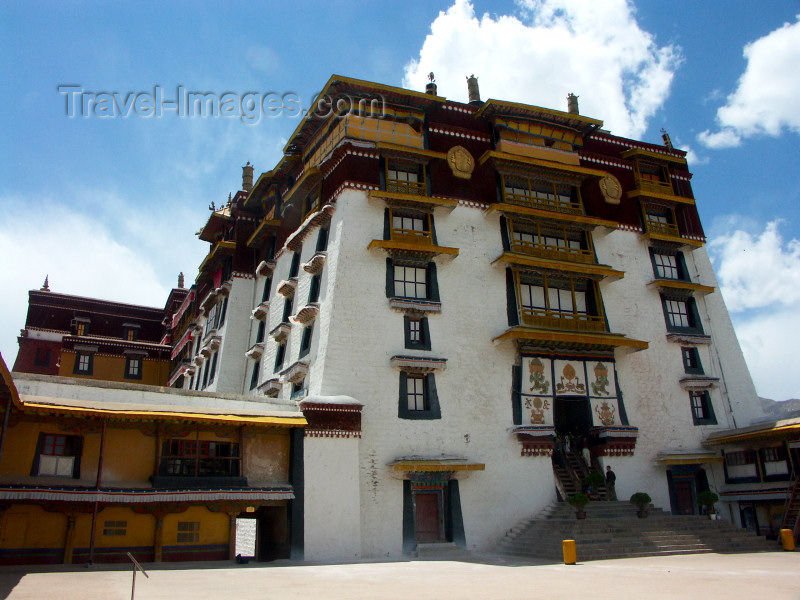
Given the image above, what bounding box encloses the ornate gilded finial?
[428,72,435,82]
[661,128,674,149]
[41,275,50,291]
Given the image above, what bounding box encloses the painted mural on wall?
[520,357,620,427]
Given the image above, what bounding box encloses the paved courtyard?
[0,551,797,600]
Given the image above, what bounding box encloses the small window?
[34,433,81,478]
[662,295,703,334]
[74,320,90,336]
[289,249,302,278]
[255,320,266,344]
[249,361,260,390]
[291,381,305,399]
[103,521,127,536]
[34,347,51,367]
[123,325,140,341]
[404,316,431,350]
[282,297,294,323]
[218,298,229,327]
[261,277,272,302]
[274,343,286,372]
[398,372,441,420]
[653,253,678,279]
[316,227,329,252]
[299,325,313,358]
[73,352,93,375]
[690,390,717,425]
[681,347,703,374]
[124,356,143,380]
[207,352,218,384]
[177,521,200,543]
[308,275,321,304]
[386,160,424,195]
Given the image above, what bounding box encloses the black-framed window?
[291,381,306,399]
[207,352,218,383]
[124,356,143,380]
[661,295,703,334]
[73,352,93,375]
[73,319,90,336]
[289,248,302,278]
[384,207,435,245]
[34,347,51,367]
[299,325,313,358]
[274,342,286,372]
[103,521,127,536]
[385,159,426,195]
[650,248,688,280]
[261,276,272,302]
[249,360,260,390]
[398,372,441,420]
[316,226,329,252]
[681,347,703,374]
[386,258,439,302]
[308,274,321,303]
[690,390,716,425]
[511,269,604,331]
[31,433,82,478]
[123,325,140,341]
[255,320,266,343]
[282,297,294,323]
[218,297,228,327]
[177,522,200,543]
[404,316,431,350]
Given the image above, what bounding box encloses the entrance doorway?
[554,396,592,439]
[413,489,444,543]
[667,466,710,515]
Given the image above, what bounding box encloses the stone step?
[495,500,776,561]
[414,542,473,561]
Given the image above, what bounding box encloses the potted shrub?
[630,492,651,518]
[569,493,590,519]
[697,491,720,519]
[584,472,605,499]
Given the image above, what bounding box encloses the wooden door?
[674,481,695,515]
[413,492,442,543]
[1,514,28,548]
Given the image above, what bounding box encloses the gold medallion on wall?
[447,146,475,179]
[599,173,623,204]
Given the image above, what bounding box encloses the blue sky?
[1,0,799,401]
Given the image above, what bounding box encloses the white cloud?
[709,220,800,312]
[709,220,800,400]
[698,16,800,148]
[403,0,681,138]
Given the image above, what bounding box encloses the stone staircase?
[496,501,778,561]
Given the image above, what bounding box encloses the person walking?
[605,465,617,500]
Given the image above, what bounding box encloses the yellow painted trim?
[627,189,695,205]
[492,252,624,279]
[621,147,687,164]
[492,326,649,349]
[705,422,800,444]
[367,189,459,209]
[391,461,485,473]
[246,219,281,248]
[479,150,607,178]
[474,99,603,129]
[375,142,447,161]
[368,239,459,256]
[21,401,307,427]
[642,232,705,247]
[486,203,617,229]
[648,280,715,294]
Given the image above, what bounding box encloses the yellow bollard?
[563,539,577,564]
[780,529,796,551]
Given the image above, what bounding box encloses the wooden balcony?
[391,227,433,245]
[645,219,680,237]
[520,308,606,332]
[510,239,595,264]
[386,178,426,196]
[502,190,583,216]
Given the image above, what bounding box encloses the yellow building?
[0,354,306,565]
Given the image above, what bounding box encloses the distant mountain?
[759,397,800,420]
